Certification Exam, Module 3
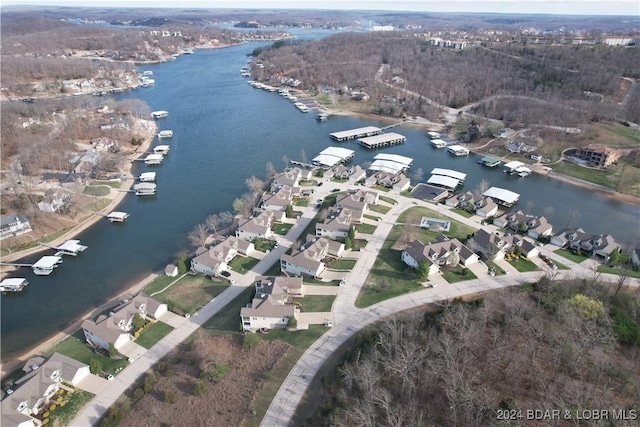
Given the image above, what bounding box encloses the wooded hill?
[307,277,640,427]
[252,32,639,126]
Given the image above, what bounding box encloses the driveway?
[118,341,147,362]
[303,285,340,295]
[76,374,110,395]
[158,312,186,329]
[297,312,333,326]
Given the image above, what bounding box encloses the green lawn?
[552,161,611,188]
[293,198,309,207]
[82,185,110,196]
[351,239,368,251]
[357,223,377,234]
[327,258,357,270]
[93,180,122,188]
[485,261,506,276]
[551,259,571,270]
[555,248,589,263]
[302,278,342,286]
[356,206,477,308]
[506,257,539,272]
[369,204,391,214]
[294,295,336,312]
[47,389,94,427]
[253,238,276,252]
[152,275,229,314]
[202,287,254,336]
[597,265,640,279]
[135,321,174,349]
[43,330,128,375]
[451,208,474,218]
[274,223,293,235]
[372,185,391,192]
[379,195,397,205]
[143,274,179,295]
[228,256,260,274]
[299,179,318,186]
[363,213,381,221]
[262,260,281,277]
[442,267,478,283]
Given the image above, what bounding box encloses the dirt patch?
[119,335,291,427]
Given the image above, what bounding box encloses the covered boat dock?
[483,187,520,207]
[357,132,406,149]
[312,146,355,167]
[54,240,88,256]
[369,154,414,174]
[426,175,461,191]
[330,126,382,141]
[430,168,466,183]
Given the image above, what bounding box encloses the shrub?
[133,388,145,401]
[243,333,259,349]
[49,404,57,411]
[194,381,206,397]
[43,412,50,418]
[143,373,156,393]
[60,401,66,407]
[89,359,102,375]
[287,316,298,329]
[164,390,176,404]
[58,389,64,395]
[42,419,50,425]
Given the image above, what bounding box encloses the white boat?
[447,145,470,156]
[140,78,155,87]
[151,111,169,119]
[32,256,63,276]
[0,278,29,293]
[139,172,156,182]
[158,130,173,138]
[296,104,309,113]
[316,113,329,121]
[54,240,88,256]
[107,212,130,222]
[144,153,164,165]
[430,139,448,148]
[154,145,170,155]
[142,71,153,76]
[134,183,157,196]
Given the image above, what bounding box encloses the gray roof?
[1,214,29,228]
[316,207,353,233]
[404,238,476,264]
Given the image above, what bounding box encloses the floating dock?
[158,130,173,138]
[427,175,461,191]
[154,145,170,155]
[430,168,466,183]
[312,147,355,167]
[369,153,414,174]
[133,183,157,196]
[479,156,501,168]
[357,132,406,149]
[503,160,532,177]
[0,278,29,293]
[483,187,520,207]
[32,256,63,276]
[53,240,88,256]
[151,111,168,119]
[330,126,382,141]
[144,154,164,165]
[447,145,470,156]
[107,212,130,222]
[430,138,448,148]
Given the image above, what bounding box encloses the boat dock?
[139,172,156,182]
[312,147,355,167]
[144,154,164,165]
[330,126,382,141]
[447,145,470,156]
[430,138,448,148]
[154,145,170,155]
[357,132,406,149]
[107,212,130,222]
[369,154,413,174]
[430,168,466,183]
[158,130,173,138]
[503,160,532,177]
[39,239,88,256]
[483,187,520,207]
[32,256,63,276]
[0,278,29,293]
[133,183,157,196]
[427,175,461,191]
[151,110,169,119]
[479,156,501,168]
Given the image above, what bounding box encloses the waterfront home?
[365,171,411,191]
[335,189,379,215]
[323,164,366,183]
[270,167,311,191]
[0,214,32,240]
[261,185,297,211]
[1,352,90,426]
[475,198,499,218]
[315,207,357,241]
[551,228,619,260]
[240,276,304,331]
[280,235,345,278]
[401,236,479,276]
[445,192,498,218]
[502,235,540,259]
[574,144,621,168]
[467,229,511,260]
[445,191,475,208]
[191,236,254,277]
[494,211,553,240]
[81,294,167,352]
[236,210,277,242]
[37,189,70,213]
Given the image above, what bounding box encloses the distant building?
[0,215,32,240]
[574,145,621,168]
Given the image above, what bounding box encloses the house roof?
[472,229,507,251]
[240,294,296,319]
[0,214,29,228]
[192,237,240,269]
[281,236,332,272]
[317,207,353,233]
[404,237,476,264]
[238,210,273,235]
[262,186,294,207]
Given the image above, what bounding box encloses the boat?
[133,183,157,196]
[54,240,88,256]
[430,139,448,148]
[158,130,173,138]
[151,111,169,119]
[32,256,63,276]
[144,153,164,165]
[447,145,470,156]
[316,113,329,121]
[0,278,29,293]
[154,145,170,155]
[139,172,156,182]
[296,104,309,113]
[142,71,153,76]
[140,78,155,87]
[107,212,130,222]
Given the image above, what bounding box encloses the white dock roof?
[427,175,460,190]
[374,153,413,166]
[145,154,164,161]
[134,183,157,191]
[1,278,28,287]
[33,256,62,269]
[483,187,520,204]
[313,146,355,167]
[330,126,381,140]
[503,161,525,170]
[140,172,156,180]
[357,132,406,148]
[448,144,469,153]
[57,240,87,253]
[430,168,466,181]
[428,131,441,138]
[108,212,129,219]
[369,160,406,174]
[319,146,355,158]
[313,155,342,167]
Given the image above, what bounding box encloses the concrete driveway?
[118,341,147,362]
[76,374,110,395]
[297,312,333,326]
[158,312,186,329]
[303,285,340,295]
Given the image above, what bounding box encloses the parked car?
[331,188,340,193]
[221,271,231,277]
[317,182,323,186]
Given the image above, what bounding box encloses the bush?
[143,373,156,393]
[42,419,50,425]
[164,390,176,404]
[133,388,145,401]
[43,412,50,418]
[194,381,206,397]
[243,333,259,349]
[89,359,102,375]
[49,404,57,411]
[287,316,298,329]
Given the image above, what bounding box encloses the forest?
[252,32,639,126]
[308,277,640,427]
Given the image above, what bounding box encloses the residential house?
[324,164,366,183]
[41,172,86,190]
[236,210,276,242]
[261,185,297,212]
[240,276,304,331]
[401,235,479,276]
[467,229,511,260]
[271,168,311,191]
[0,214,32,240]
[1,353,90,426]
[445,191,476,208]
[37,189,70,213]
[280,235,345,278]
[494,211,553,239]
[551,228,619,260]
[501,234,540,258]
[335,189,378,216]
[475,197,499,218]
[191,236,253,276]
[315,207,355,241]
[366,171,410,191]
[574,145,621,168]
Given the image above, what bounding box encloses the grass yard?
[379,195,397,205]
[506,257,539,272]
[228,255,260,274]
[351,239,368,251]
[253,238,276,252]
[369,204,391,214]
[299,179,318,186]
[372,185,391,192]
[303,278,342,286]
[152,275,228,314]
[551,259,571,270]
[294,295,336,312]
[274,223,293,235]
[135,321,174,349]
[597,265,640,279]
[363,213,381,221]
[552,161,611,187]
[143,274,179,295]
[357,223,377,234]
[93,180,122,188]
[327,258,357,270]
[47,389,94,427]
[555,248,589,264]
[451,208,475,218]
[202,287,254,336]
[293,198,309,207]
[82,185,110,196]
[43,330,128,375]
[442,267,478,283]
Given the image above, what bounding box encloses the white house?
[315,207,355,241]
[240,276,304,331]
[271,167,311,190]
[261,185,297,212]
[280,235,344,278]
[401,236,479,276]
[236,210,276,242]
[467,229,511,260]
[0,214,32,240]
[37,189,70,213]
[494,210,553,239]
[191,236,254,276]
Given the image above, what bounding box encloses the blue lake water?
[2,34,639,360]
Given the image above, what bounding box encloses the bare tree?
[245,175,265,196]
[205,214,220,235]
[475,179,490,196]
[282,154,290,168]
[412,167,424,183]
[188,223,209,247]
[265,161,277,179]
